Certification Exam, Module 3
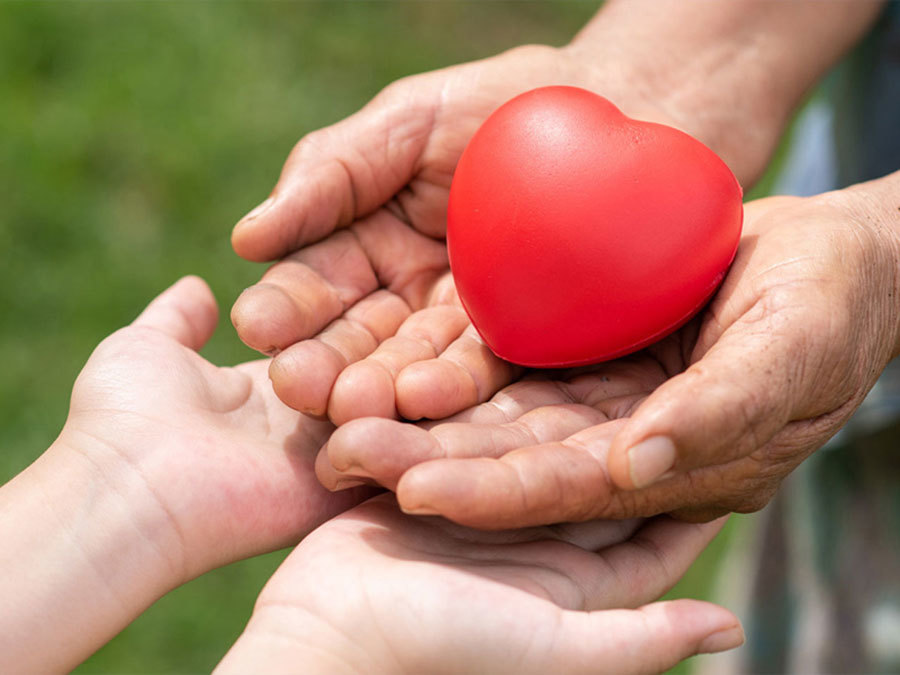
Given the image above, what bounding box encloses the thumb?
[608,296,841,491]
[553,600,744,674]
[231,82,436,262]
[132,276,219,351]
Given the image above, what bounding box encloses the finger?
[232,210,448,355]
[268,290,411,416]
[317,420,458,492]
[606,288,849,491]
[431,376,574,425]
[316,378,578,491]
[395,326,523,420]
[458,516,726,613]
[439,364,656,426]
[321,405,610,491]
[396,420,630,528]
[582,516,727,610]
[315,443,354,491]
[326,305,469,424]
[553,600,743,674]
[606,410,848,522]
[349,210,450,311]
[231,87,436,262]
[132,276,218,351]
[231,230,376,354]
[427,517,645,552]
[217,598,743,675]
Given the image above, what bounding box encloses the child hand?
[0,277,371,672]
[217,495,743,673]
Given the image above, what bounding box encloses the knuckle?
[500,43,560,63]
[763,425,828,465]
[290,127,332,162]
[722,473,778,513]
[601,488,667,520]
[374,75,417,104]
[677,462,776,516]
[733,487,777,513]
[669,506,729,523]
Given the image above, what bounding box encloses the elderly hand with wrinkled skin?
[216,494,743,674]
[228,42,695,426]
[317,176,900,527]
[228,0,878,430]
[226,2,887,528]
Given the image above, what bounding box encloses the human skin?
[216,494,743,674]
[230,0,882,424]
[229,1,889,524]
[0,278,743,673]
[0,277,370,673]
[318,174,900,526]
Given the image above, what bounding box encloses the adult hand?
[228,0,880,427]
[217,494,743,674]
[228,41,739,425]
[318,178,900,526]
[0,277,370,672]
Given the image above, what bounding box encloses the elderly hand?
[216,495,743,674]
[227,0,881,428]
[228,39,752,425]
[317,176,900,526]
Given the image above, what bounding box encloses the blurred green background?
[0,2,769,672]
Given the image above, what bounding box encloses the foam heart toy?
[446,86,743,367]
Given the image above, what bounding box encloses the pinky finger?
[395,326,523,421]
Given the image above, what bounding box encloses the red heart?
[447,86,743,367]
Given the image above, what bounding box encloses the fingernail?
[401,504,441,517]
[238,197,274,225]
[627,436,676,489]
[332,478,366,491]
[698,625,745,654]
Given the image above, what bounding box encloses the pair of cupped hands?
[59,45,900,672]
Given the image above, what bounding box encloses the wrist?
[562,28,784,189]
[564,0,885,188]
[217,604,373,674]
[840,170,900,358]
[0,435,186,672]
[50,428,188,583]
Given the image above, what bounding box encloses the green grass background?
[0,2,775,672]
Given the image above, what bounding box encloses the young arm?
[0,277,369,672]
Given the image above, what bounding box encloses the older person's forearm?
[842,168,900,359]
[567,0,886,186]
